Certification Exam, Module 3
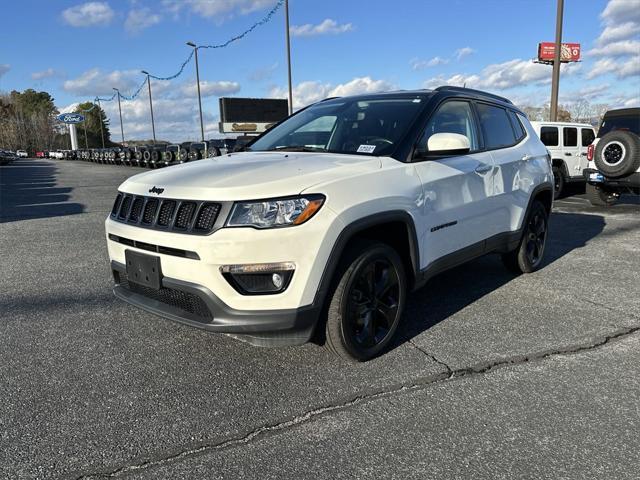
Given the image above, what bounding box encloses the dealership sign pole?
[187,42,205,142]
[142,71,157,144]
[57,113,85,150]
[113,88,125,144]
[550,0,564,122]
[285,0,293,115]
[96,98,105,148]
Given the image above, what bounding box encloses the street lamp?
[113,87,125,144]
[141,70,156,144]
[187,41,205,142]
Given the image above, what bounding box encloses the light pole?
[96,98,105,148]
[187,41,205,142]
[113,88,125,144]
[550,0,564,121]
[141,71,156,144]
[284,0,293,115]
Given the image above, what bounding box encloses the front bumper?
[112,260,320,346]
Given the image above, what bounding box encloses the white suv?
[105,87,553,361]
[530,121,595,199]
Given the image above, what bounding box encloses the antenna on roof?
[463,83,466,88]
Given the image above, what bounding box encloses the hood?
[119,151,381,200]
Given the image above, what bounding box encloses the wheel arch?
[312,211,420,308]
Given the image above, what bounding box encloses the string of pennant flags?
[78,0,284,112]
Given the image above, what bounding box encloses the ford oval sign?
[57,113,85,124]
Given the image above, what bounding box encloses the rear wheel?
[325,241,406,362]
[586,183,619,207]
[502,200,549,274]
[552,166,564,200]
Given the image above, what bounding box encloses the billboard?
[537,42,581,62]
[219,97,289,134]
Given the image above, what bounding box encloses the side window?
[581,128,595,146]
[420,100,479,151]
[563,127,578,147]
[508,110,526,142]
[476,103,517,149]
[540,127,558,146]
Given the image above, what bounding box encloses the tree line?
[0,89,113,153]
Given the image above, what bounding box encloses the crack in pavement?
[72,325,640,479]
[407,339,453,377]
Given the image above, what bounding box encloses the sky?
[1,0,639,142]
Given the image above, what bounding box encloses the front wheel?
[325,241,406,362]
[502,200,549,274]
[586,183,619,207]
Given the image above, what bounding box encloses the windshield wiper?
[267,145,327,152]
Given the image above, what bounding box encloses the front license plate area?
[125,250,162,290]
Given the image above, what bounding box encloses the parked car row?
[0,149,19,165]
[44,139,241,169]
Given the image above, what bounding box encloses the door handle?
[580,152,587,156]
[521,154,532,162]
[474,164,492,173]
[565,152,572,156]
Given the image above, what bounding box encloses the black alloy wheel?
[502,200,549,274]
[325,241,406,361]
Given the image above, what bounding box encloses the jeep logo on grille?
[149,186,165,195]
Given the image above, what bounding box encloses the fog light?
[220,262,295,295]
[272,273,284,289]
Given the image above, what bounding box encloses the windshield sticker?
[357,144,376,153]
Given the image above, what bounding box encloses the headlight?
[226,195,325,228]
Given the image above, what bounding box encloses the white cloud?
[0,64,10,78]
[63,68,142,96]
[162,0,276,20]
[601,0,640,26]
[31,68,59,80]
[597,22,640,45]
[249,62,279,82]
[410,56,449,70]
[290,18,353,37]
[587,56,639,80]
[423,58,582,91]
[455,47,475,61]
[61,2,114,27]
[588,39,640,57]
[269,76,394,109]
[181,80,241,97]
[125,8,162,33]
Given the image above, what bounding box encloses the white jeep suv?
[106,87,553,361]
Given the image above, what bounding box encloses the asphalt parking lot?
[1,158,639,479]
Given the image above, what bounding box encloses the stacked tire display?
[49,139,240,169]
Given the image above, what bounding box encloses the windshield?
[248,96,426,156]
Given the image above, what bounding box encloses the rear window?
[598,112,640,137]
[508,110,526,142]
[476,103,516,149]
[540,126,558,146]
[581,128,595,146]
[563,127,577,147]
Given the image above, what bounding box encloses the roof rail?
[435,86,513,105]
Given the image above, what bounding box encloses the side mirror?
[426,133,471,156]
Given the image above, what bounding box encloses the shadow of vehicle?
[386,212,607,349]
[0,160,84,223]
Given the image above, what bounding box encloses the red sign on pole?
[537,42,581,62]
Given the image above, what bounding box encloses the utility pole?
[142,71,157,144]
[285,0,293,115]
[550,0,564,121]
[187,42,205,142]
[113,87,125,144]
[96,98,105,148]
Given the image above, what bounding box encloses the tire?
[188,150,200,161]
[178,148,188,162]
[586,183,619,207]
[594,131,640,179]
[163,151,174,164]
[502,200,549,274]
[325,240,407,362]
[552,165,564,200]
[208,146,221,158]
